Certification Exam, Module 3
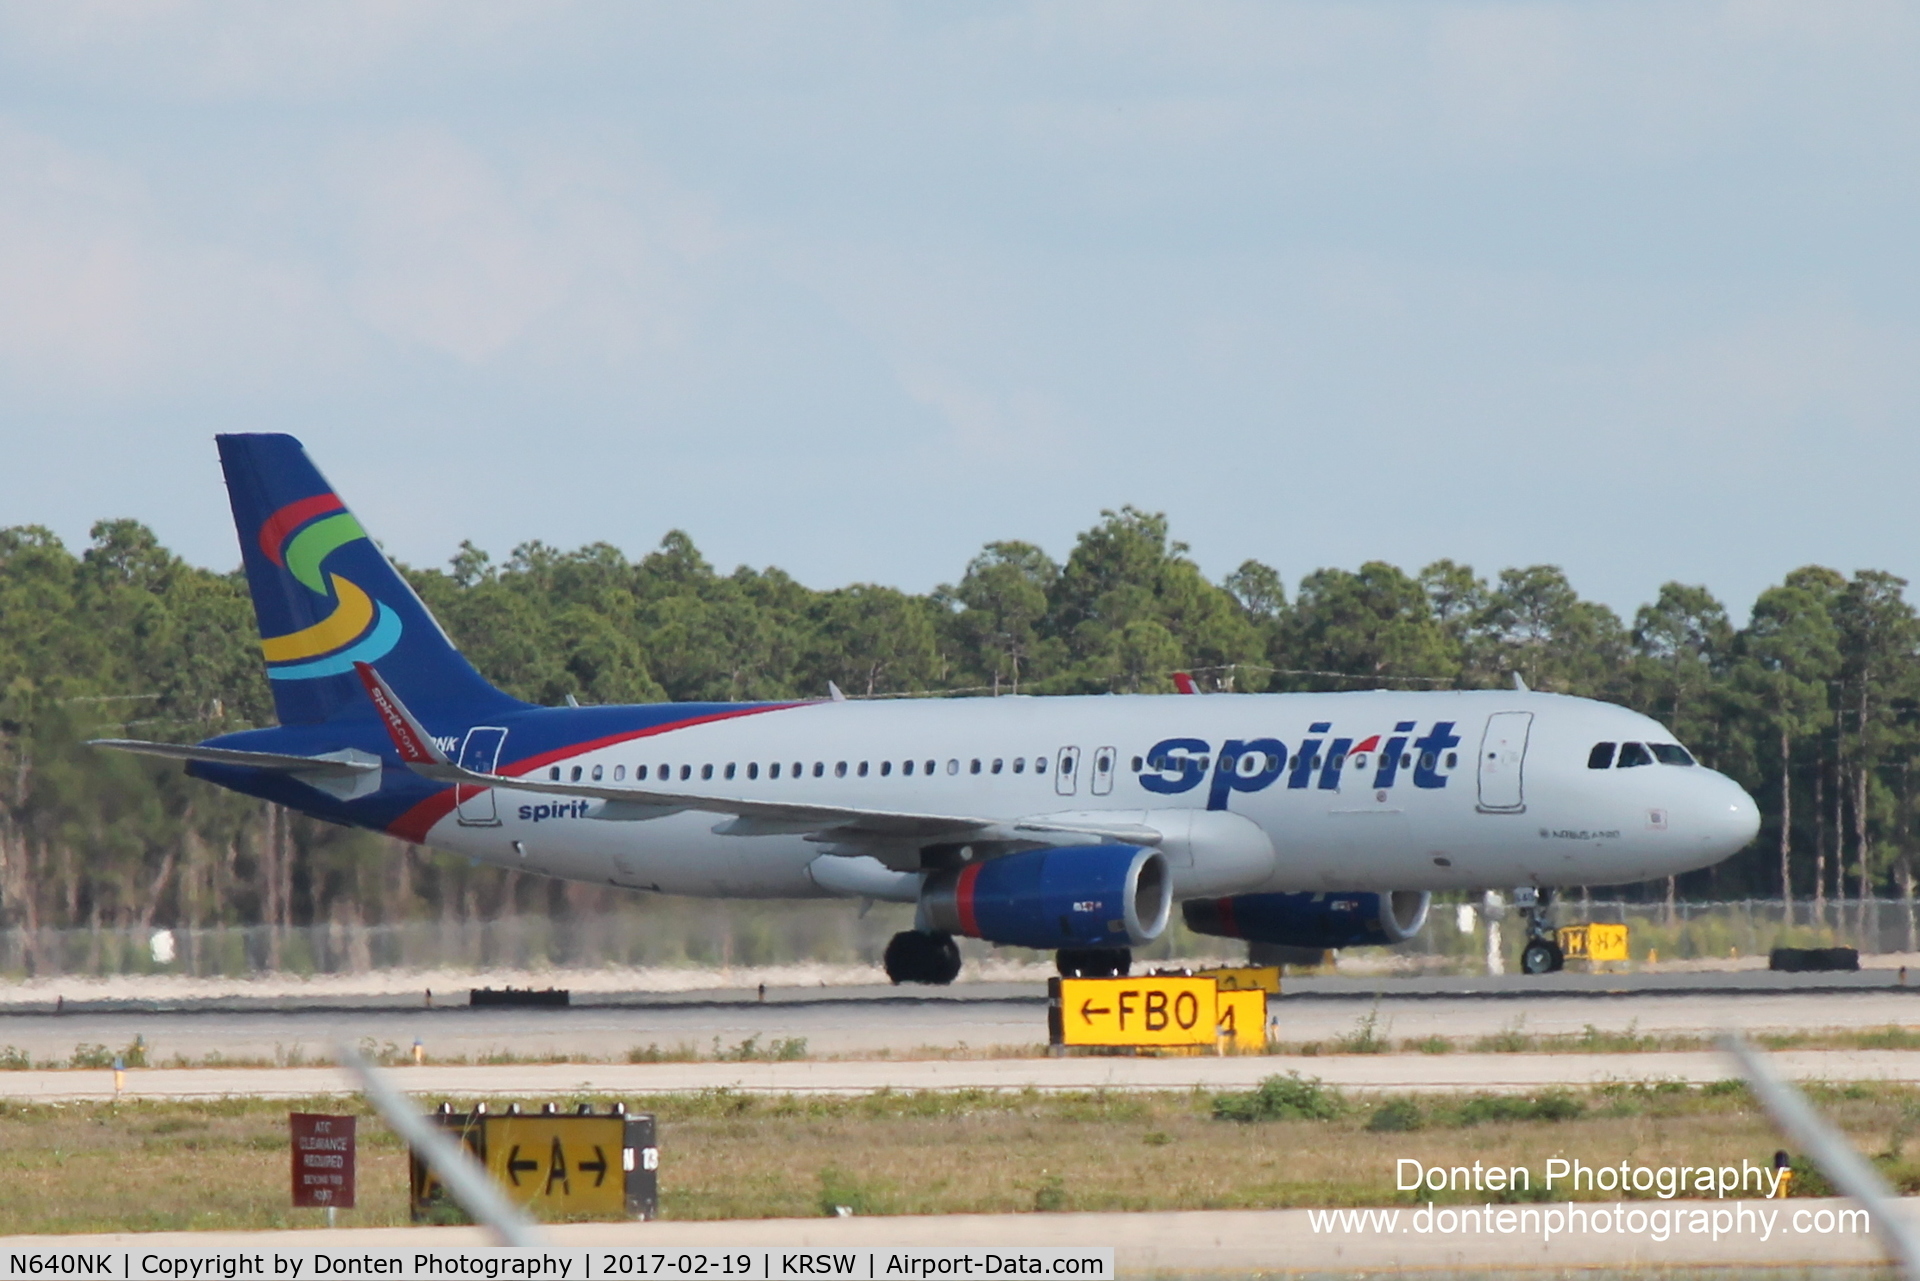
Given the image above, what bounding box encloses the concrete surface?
[3,973,1919,1065]
[5,1047,1919,1101]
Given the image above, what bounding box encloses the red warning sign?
[290,1112,357,1208]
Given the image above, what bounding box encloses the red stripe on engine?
[954,862,983,938]
[259,492,345,565]
[1215,897,1240,939]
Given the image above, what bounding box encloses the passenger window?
[725,763,736,780]
[970,759,982,775]
[570,765,583,782]
[1061,755,1074,774]
[1419,752,1434,771]
[811,762,822,778]
[1035,757,1047,774]
[748,762,759,780]
[770,762,781,779]
[659,763,669,780]
[858,761,869,777]
[636,765,648,781]
[835,761,848,778]
[903,760,914,776]
[1588,743,1616,770]
[1288,755,1298,771]
[614,765,626,781]
[1616,742,1653,768]
[792,762,802,777]
[1014,758,1026,773]
[1401,753,1412,769]
[947,759,959,775]
[925,760,936,775]
[680,764,692,781]
[701,764,713,781]
[1329,753,1345,770]
[1130,756,1141,772]
[991,758,1003,774]
[1445,752,1457,769]
[592,764,604,781]
[1650,744,1695,766]
[548,766,561,781]
[881,760,892,776]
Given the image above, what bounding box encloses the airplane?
[94,435,1761,982]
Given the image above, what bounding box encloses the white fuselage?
[419,689,1760,903]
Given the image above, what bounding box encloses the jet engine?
[922,845,1172,950]
[1182,890,1430,950]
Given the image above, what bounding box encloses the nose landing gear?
[1516,887,1565,975]
[883,930,962,985]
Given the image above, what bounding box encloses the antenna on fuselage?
[1512,672,1529,692]
[827,681,848,702]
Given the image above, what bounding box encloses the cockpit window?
[1587,742,1616,770]
[1615,742,1653,768]
[1650,743,1695,766]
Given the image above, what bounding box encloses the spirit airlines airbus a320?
[96,436,1760,982]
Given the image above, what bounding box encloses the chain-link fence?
[3,895,1917,979]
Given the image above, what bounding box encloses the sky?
[1,2,1916,623]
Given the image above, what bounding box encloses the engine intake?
[1183,890,1430,950]
[922,845,1172,950]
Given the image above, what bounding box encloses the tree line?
[1,506,1915,944]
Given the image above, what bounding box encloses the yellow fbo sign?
[1051,976,1221,1047]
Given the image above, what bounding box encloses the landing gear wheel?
[1055,947,1132,979]
[884,931,962,985]
[1521,940,1564,975]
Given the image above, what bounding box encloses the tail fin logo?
[256,493,404,681]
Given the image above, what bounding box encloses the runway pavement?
[4,1199,1906,1274]
[4,1046,1918,1101]
[2,971,1918,1065]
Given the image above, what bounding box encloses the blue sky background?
[1,3,1915,621]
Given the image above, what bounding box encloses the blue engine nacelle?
[922,845,1172,950]
[1182,890,1430,950]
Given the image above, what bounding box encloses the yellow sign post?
[1558,923,1629,963]
[1194,965,1282,995]
[1213,987,1268,1052]
[481,1115,625,1215]
[410,1106,656,1221]
[1050,976,1219,1048]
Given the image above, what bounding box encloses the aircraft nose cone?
[1702,775,1761,854]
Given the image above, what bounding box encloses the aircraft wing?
[354,661,1163,850]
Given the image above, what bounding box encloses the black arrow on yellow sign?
[579,1146,609,1186]
[1079,1000,1111,1021]
[505,1147,538,1184]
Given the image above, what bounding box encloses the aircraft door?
[1055,746,1081,796]
[1476,712,1532,813]
[456,727,508,826]
[1091,746,1117,796]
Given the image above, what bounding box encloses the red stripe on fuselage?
[259,493,345,564]
[383,702,806,843]
[955,862,983,938]
[496,703,804,778]
[389,789,459,845]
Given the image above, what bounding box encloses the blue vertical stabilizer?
[217,434,527,726]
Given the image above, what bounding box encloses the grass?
[10,1079,1920,1232]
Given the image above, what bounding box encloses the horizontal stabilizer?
[89,740,383,801]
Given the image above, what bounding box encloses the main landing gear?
[884,930,962,986]
[1517,887,1565,975]
[1055,947,1132,979]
